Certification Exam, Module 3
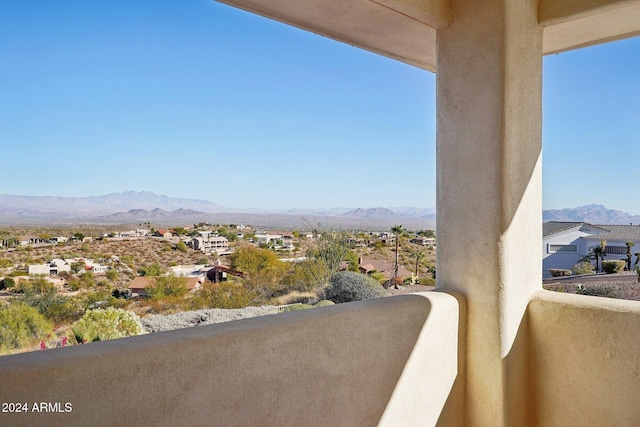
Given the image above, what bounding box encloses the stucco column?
[436,0,542,425]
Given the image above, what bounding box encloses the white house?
[543,222,640,278]
[118,230,140,238]
[255,233,283,246]
[28,259,72,275]
[410,236,436,246]
[187,235,230,255]
[83,260,109,273]
[168,264,209,278]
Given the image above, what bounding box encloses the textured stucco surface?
[0,292,459,427]
[215,0,640,71]
[530,290,640,427]
[436,0,541,425]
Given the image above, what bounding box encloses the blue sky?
[0,1,638,212]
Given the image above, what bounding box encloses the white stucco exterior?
[543,222,640,277]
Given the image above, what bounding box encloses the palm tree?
[591,239,607,273]
[413,250,425,279]
[626,241,635,271]
[578,254,593,264]
[389,224,406,288]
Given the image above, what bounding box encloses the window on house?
[548,244,577,253]
[604,246,627,255]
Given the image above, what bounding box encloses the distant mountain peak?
[341,207,398,219]
[543,205,640,224]
[0,191,440,227]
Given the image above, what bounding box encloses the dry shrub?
[191,281,263,309]
[274,291,319,305]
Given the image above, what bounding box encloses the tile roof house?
[358,257,412,282]
[155,229,174,238]
[543,221,640,277]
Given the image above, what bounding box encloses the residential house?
[187,235,230,255]
[281,233,295,250]
[206,264,245,283]
[347,237,368,248]
[410,236,436,246]
[543,221,640,277]
[83,260,109,274]
[28,259,72,275]
[255,233,283,246]
[17,236,42,246]
[118,230,140,238]
[169,264,209,277]
[378,232,396,246]
[358,257,412,283]
[168,264,210,283]
[155,229,174,239]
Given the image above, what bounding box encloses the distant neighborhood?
[7,208,640,356]
[0,220,438,355]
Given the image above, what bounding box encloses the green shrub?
[325,271,385,304]
[281,303,314,312]
[8,270,27,277]
[146,276,189,301]
[420,277,436,286]
[14,276,54,294]
[139,262,163,277]
[44,298,84,323]
[79,271,95,287]
[314,300,335,307]
[601,260,625,274]
[0,303,52,352]
[572,262,595,275]
[402,275,419,285]
[548,269,572,277]
[83,290,112,310]
[72,307,145,343]
[70,261,85,273]
[576,284,618,298]
[0,277,14,290]
[106,269,118,281]
[68,279,82,291]
[191,281,262,309]
[20,287,63,317]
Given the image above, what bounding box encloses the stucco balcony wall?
[529,290,640,426]
[0,292,460,427]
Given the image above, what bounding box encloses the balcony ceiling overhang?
[216,0,640,71]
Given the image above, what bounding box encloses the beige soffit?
[215,0,448,72]
[541,0,640,54]
[216,0,640,71]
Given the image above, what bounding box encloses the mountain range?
[542,204,640,224]
[0,192,638,228]
[0,191,436,229]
